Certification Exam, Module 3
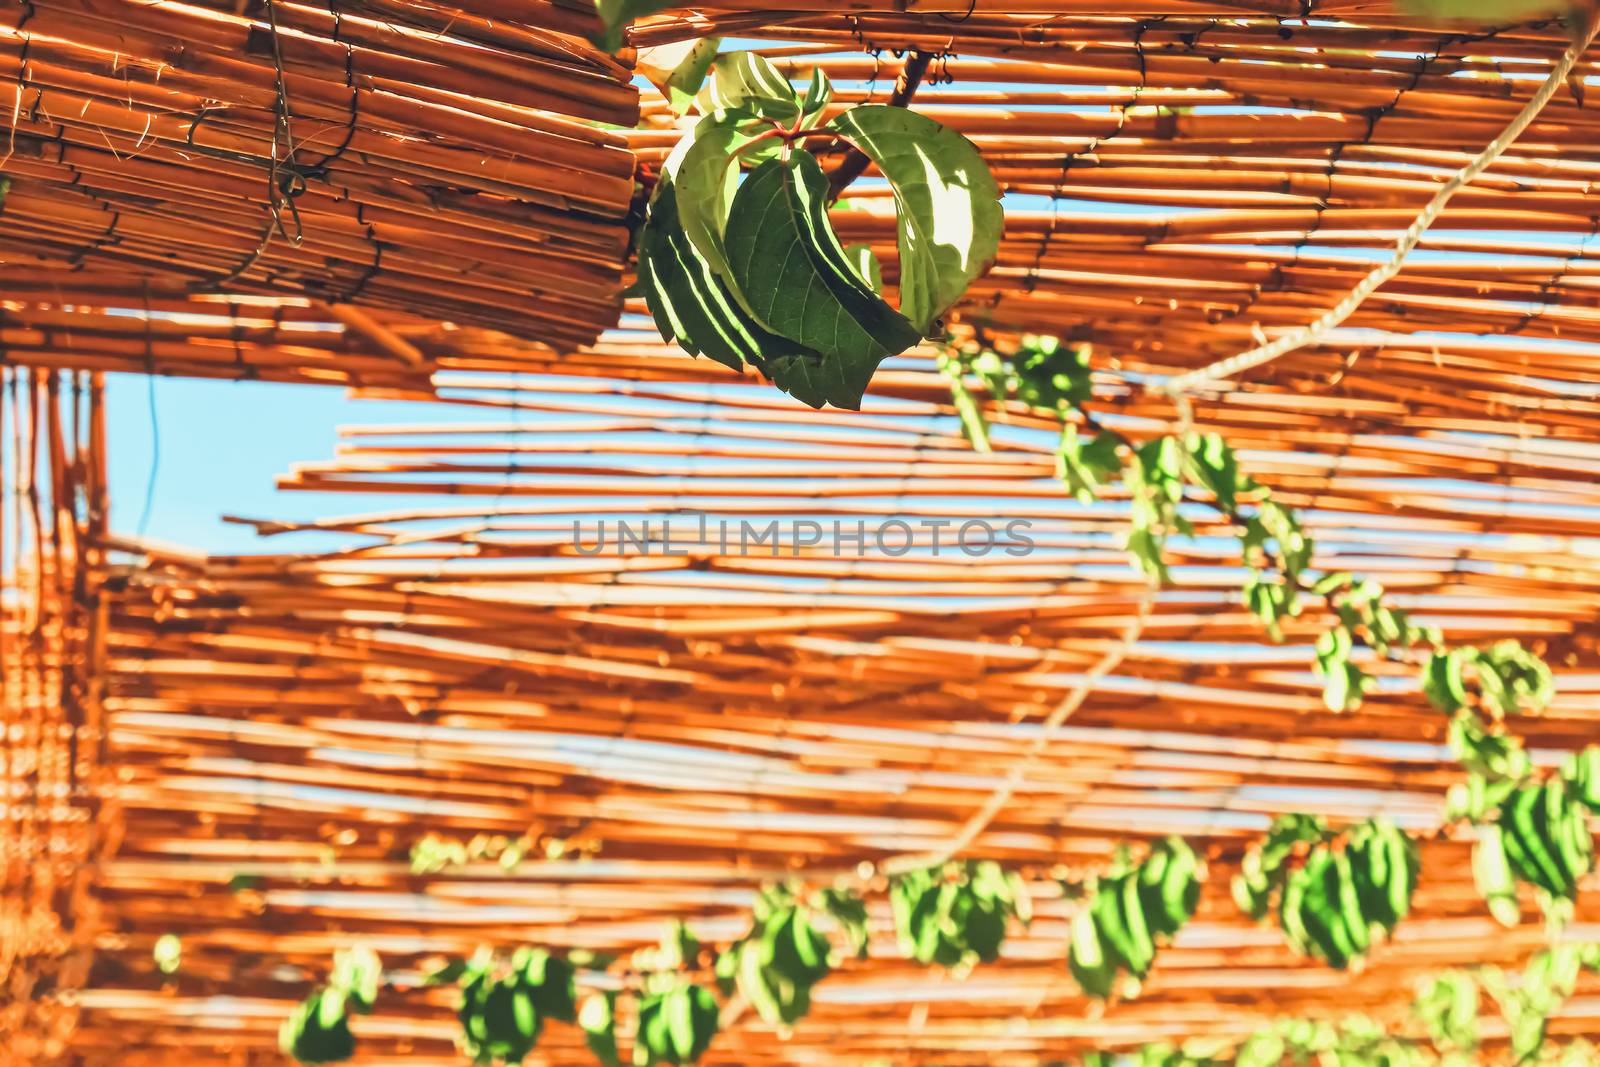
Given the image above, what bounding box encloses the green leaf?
[1473,823,1522,927]
[638,179,819,388]
[318,987,347,1030]
[1563,746,1600,812]
[668,112,764,280]
[1011,335,1091,415]
[1058,428,1122,504]
[666,986,697,1061]
[1243,574,1294,641]
[1422,650,1469,713]
[637,39,722,115]
[1397,0,1575,24]
[817,885,871,958]
[1313,625,1368,712]
[697,52,801,122]
[1126,525,1170,585]
[1414,970,1480,1052]
[1312,571,1351,596]
[829,104,1003,333]
[843,242,883,294]
[662,921,700,971]
[521,950,577,1023]
[330,946,382,1013]
[1068,906,1117,998]
[1183,432,1246,513]
[800,67,833,128]
[153,933,182,976]
[580,993,621,1067]
[1475,640,1555,717]
[723,152,923,410]
[1447,712,1531,781]
[590,0,671,52]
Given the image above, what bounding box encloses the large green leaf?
[829,104,1003,333]
[638,180,816,385]
[673,112,766,280]
[723,152,922,409]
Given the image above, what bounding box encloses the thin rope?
[1162,13,1600,398]
[880,583,1155,877]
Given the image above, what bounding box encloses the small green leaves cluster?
[889,860,1031,968]
[410,832,528,874]
[1068,836,1203,998]
[1306,575,1429,711]
[1416,946,1600,1064]
[1471,776,1594,928]
[639,51,1001,410]
[280,947,381,1065]
[1423,641,1555,719]
[1446,720,1598,928]
[633,975,719,1067]
[936,346,1566,720]
[1233,815,1418,970]
[1235,1015,1427,1067]
[1476,944,1600,1063]
[454,948,578,1065]
[1087,944,1600,1064]
[714,883,866,1030]
[1081,1044,1223,1067]
[938,334,1095,452]
[1413,970,1480,1054]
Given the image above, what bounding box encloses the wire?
[135,306,160,542]
[134,373,159,542]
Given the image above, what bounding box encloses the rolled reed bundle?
[0,0,639,349]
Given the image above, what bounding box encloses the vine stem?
[878,583,1155,877]
[1161,12,1600,398]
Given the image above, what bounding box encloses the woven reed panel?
[69,343,1600,1061]
[0,0,638,351]
[26,1,1600,1062]
[1,369,111,1066]
[0,293,443,388]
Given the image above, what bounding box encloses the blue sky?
[102,375,454,553]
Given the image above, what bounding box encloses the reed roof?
[0,0,637,349]
[6,1,1600,1063]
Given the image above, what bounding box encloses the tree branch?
[825,51,934,202]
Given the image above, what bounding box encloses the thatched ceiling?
[6,1,1600,1063]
